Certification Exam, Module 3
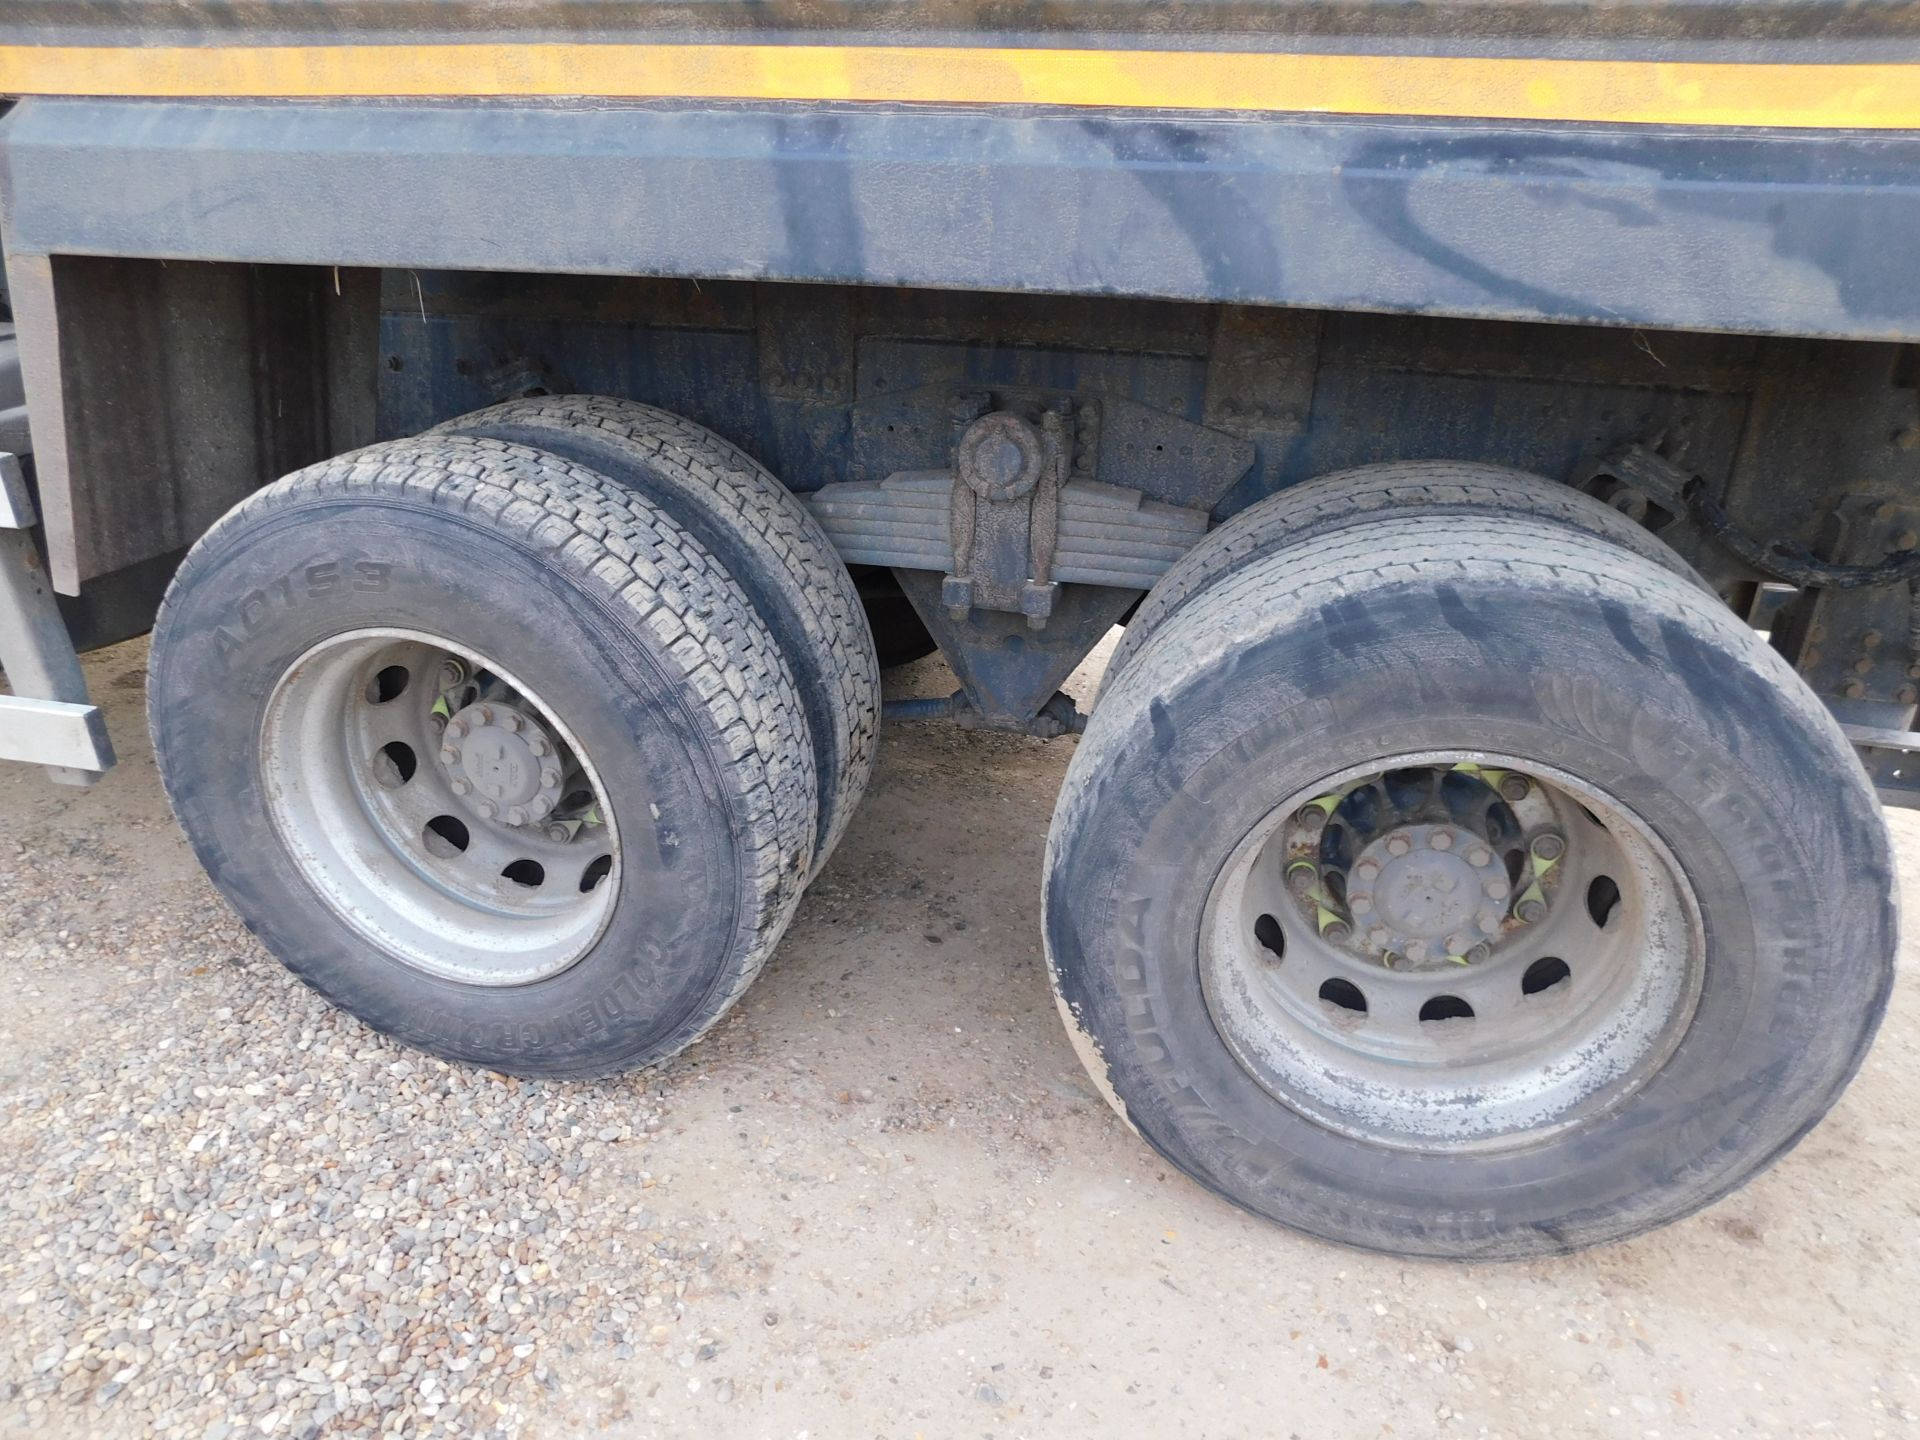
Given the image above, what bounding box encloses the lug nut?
[1287,861,1317,896]
[450,779,472,796]
[1445,932,1469,955]
[1321,920,1352,944]
[501,712,522,733]
[1353,860,1379,882]
[1478,915,1501,935]
[1517,898,1547,924]
[1499,774,1530,802]
[541,767,562,789]
[546,822,573,843]
[1385,834,1411,858]
[1430,831,1453,851]
[439,745,458,765]
[446,717,468,739]
[1531,833,1566,863]
[477,705,494,724]
[507,805,529,826]
[438,659,466,687]
[1351,896,1373,914]
[1484,878,1510,900]
[1466,943,1492,965]
[1369,926,1391,948]
[528,735,550,758]
[477,799,498,820]
[1404,941,1428,962]
[1299,806,1328,832]
[1467,847,1493,867]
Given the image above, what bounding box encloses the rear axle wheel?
[1046,510,1894,1257]
[150,433,817,1077]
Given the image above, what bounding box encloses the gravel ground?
[2,632,1917,1440]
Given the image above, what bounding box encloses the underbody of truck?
[0,1,1914,1257]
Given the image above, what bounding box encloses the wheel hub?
[257,631,620,988]
[1202,752,1704,1152]
[440,702,566,826]
[1348,823,1507,963]
[1290,765,1547,972]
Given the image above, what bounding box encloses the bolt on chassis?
[0,3,1916,1256]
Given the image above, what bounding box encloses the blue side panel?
[1278,365,1752,494]
[5,97,1920,341]
[379,316,761,443]
[377,318,1222,493]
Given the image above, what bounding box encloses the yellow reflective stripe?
[0,43,1916,129]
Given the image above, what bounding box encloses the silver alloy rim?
[1200,753,1703,1152]
[259,628,621,986]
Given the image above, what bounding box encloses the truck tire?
[1047,512,1894,1257]
[1105,461,1707,692]
[148,434,817,1078]
[438,396,879,875]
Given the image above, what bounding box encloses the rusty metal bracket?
[1581,444,1920,591]
[942,403,1071,630]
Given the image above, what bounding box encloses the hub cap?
[441,701,567,826]
[259,629,620,986]
[1344,822,1508,963]
[1202,755,1703,1151]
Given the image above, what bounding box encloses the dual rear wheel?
[1048,479,1895,1257]
[150,414,877,1077]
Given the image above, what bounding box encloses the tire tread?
[437,396,880,874]
[1105,461,1708,690]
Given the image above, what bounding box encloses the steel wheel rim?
[1200,751,1704,1153]
[259,627,621,986]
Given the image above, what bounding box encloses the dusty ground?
[1,632,1916,1440]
